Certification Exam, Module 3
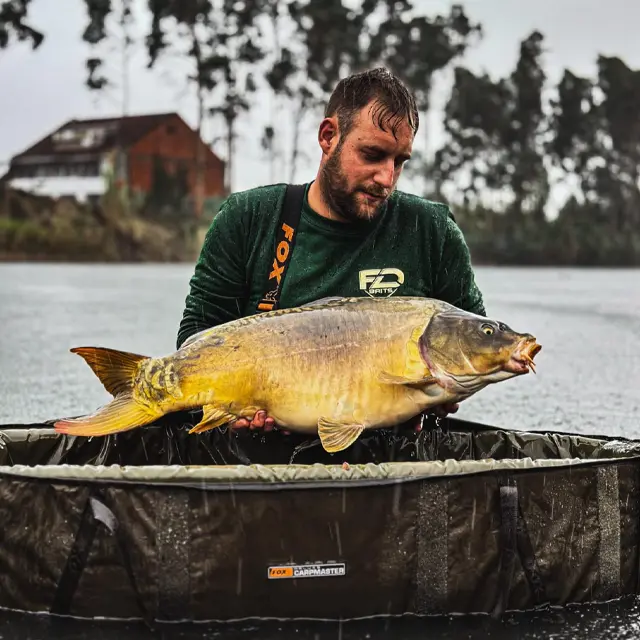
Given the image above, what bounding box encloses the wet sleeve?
[433,212,487,317]
[176,197,248,349]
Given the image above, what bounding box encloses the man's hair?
[324,67,419,140]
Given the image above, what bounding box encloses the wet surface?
[1,264,639,438]
[1,597,640,639]
[1,263,639,639]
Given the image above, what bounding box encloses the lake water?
[0,263,639,639]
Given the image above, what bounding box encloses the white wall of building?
[6,176,106,202]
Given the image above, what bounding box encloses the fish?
[53,296,541,453]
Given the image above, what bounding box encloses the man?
[176,67,485,460]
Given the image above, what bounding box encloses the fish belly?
[173,298,443,432]
[247,328,432,431]
[257,360,446,432]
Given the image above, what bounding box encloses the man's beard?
[319,147,390,223]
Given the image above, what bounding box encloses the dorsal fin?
[70,346,148,396]
[304,296,347,307]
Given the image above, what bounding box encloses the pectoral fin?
[378,371,439,387]
[318,417,365,453]
[189,404,236,434]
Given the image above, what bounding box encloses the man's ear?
[318,116,339,156]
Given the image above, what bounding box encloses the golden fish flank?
[54,296,542,453]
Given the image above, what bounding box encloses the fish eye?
[481,324,494,336]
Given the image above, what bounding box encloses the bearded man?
[176,67,486,453]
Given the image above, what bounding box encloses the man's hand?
[231,410,292,434]
[228,404,459,436]
[408,403,459,433]
[431,402,459,419]
[231,410,275,431]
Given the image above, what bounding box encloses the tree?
[277,0,367,181]
[435,30,549,222]
[144,0,219,213]
[360,2,482,196]
[366,2,481,114]
[591,55,640,231]
[507,30,548,221]
[205,0,267,192]
[79,0,134,101]
[144,0,268,194]
[0,0,43,52]
[546,69,595,177]
[259,0,296,181]
[548,56,640,233]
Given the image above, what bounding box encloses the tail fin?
[54,393,160,437]
[70,346,149,397]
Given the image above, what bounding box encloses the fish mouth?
[505,338,542,375]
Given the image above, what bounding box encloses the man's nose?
[373,160,395,189]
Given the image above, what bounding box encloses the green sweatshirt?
[177,182,485,349]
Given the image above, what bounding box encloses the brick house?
[4,112,227,216]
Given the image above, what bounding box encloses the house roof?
[10,112,182,165]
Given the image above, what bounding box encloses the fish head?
[418,309,541,392]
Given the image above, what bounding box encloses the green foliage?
[0,0,43,51]
[0,188,198,262]
[365,2,482,112]
[436,32,640,265]
[5,1,640,265]
[438,30,548,219]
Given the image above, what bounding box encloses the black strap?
[515,501,547,605]
[491,478,547,618]
[51,489,152,627]
[50,495,99,616]
[256,183,305,313]
[492,481,519,618]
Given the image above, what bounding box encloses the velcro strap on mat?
[50,489,151,625]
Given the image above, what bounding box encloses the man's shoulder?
[215,182,309,233]
[391,189,454,223]
[220,182,289,211]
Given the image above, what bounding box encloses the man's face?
[318,102,414,223]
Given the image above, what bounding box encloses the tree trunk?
[189,23,205,218]
[225,114,234,193]
[289,95,307,183]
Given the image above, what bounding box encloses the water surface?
[0,263,639,640]
[1,264,638,437]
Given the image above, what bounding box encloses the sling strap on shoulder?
[256,183,306,313]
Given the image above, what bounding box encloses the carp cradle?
[0,412,639,623]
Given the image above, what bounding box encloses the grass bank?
[0,185,209,263]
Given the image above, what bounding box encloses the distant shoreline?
[2,188,638,268]
[1,255,639,269]
[0,253,191,263]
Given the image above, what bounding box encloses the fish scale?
[53,296,541,453]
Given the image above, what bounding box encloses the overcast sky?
[1,0,639,205]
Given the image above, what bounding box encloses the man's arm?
[176,197,248,349]
[433,212,486,317]
[423,210,486,421]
